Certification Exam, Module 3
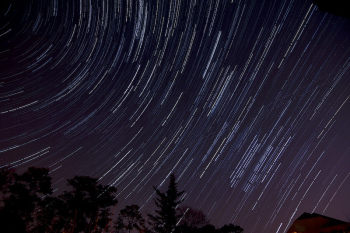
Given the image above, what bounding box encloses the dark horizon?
[1,1,350,232]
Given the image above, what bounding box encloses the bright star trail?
[1,1,350,232]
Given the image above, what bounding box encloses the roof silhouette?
[313,0,350,19]
[287,212,350,233]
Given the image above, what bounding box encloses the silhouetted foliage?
[114,215,125,233]
[1,167,244,233]
[219,223,244,233]
[57,175,118,232]
[198,224,217,233]
[178,222,244,233]
[148,174,185,233]
[178,206,209,229]
[0,167,14,193]
[35,196,66,233]
[0,166,52,232]
[0,207,26,232]
[117,204,146,233]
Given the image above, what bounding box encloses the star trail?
[1,0,350,232]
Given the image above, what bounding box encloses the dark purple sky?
[1,1,350,232]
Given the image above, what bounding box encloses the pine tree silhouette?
[148,174,185,233]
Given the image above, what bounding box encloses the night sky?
[1,0,350,232]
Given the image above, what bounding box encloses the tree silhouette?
[0,167,14,194]
[219,223,244,233]
[57,175,118,232]
[34,196,65,233]
[148,174,185,233]
[117,204,146,233]
[0,166,52,232]
[114,215,125,233]
[1,167,244,232]
[178,206,209,229]
[198,224,217,233]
